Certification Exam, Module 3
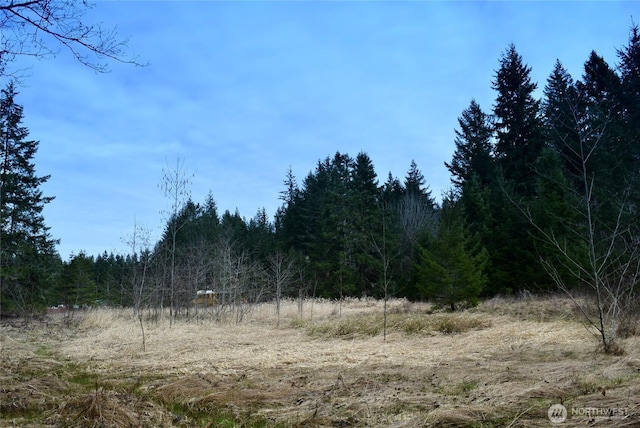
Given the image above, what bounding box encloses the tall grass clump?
[78,307,128,329]
[392,313,491,335]
[307,314,383,339]
[301,311,492,339]
[479,294,583,323]
[392,314,434,335]
[432,314,491,334]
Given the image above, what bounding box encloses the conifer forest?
[2,25,640,351]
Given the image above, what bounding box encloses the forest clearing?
[1,297,639,427]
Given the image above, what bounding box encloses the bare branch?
[530,91,640,352]
[0,0,144,75]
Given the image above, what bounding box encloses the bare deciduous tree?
[160,155,192,326]
[396,192,438,247]
[530,94,639,354]
[371,201,401,341]
[268,250,295,327]
[213,231,264,324]
[123,217,152,351]
[0,0,143,76]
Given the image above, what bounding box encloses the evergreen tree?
[0,82,57,312]
[380,172,403,206]
[618,24,640,151]
[404,160,434,205]
[351,152,379,216]
[94,251,122,305]
[459,174,493,262]
[446,99,495,192]
[57,252,96,306]
[192,192,220,296]
[275,167,304,251]
[350,152,381,295]
[198,191,220,243]
[247,207,275,262]
[318,152,355,298]
[174,199,202,246]
[492,44,545,195]
[446,100,496,280]
[542,60,583,181]
[579,51,622,113]
[483,173,538,293]
[529,147,584,291]
[576,51,627,220]
[484,45,547,292]
[279,166,299,207]
[414,194,487,309]
[296,161,330,263]
[220,209,248,245]
[617,24,640,221]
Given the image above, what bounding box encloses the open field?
[1,297,639,427]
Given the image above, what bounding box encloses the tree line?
[2,26,639,346]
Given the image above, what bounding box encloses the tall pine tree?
[577,51,626,212]
[617,24,640,224]
[446,99,495,192]
[492,44,545,195]
[1,81,57,312]
[618,24,640,155]
[350,152,381,295]
[542,60,583,181]
[487,45,545,292]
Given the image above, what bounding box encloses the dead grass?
[302,311,492,339]
[1,296,639,427]
[477,294,584,323]
[53,387,140,427]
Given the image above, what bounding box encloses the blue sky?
[8,1,638,259]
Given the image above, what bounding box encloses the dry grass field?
[1,297,639,427]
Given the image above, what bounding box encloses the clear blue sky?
[9,1,638,259]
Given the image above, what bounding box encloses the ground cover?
[1,297,638,427]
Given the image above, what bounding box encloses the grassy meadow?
[1,297,639,427]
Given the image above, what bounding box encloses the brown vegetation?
[1,297,639,427]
